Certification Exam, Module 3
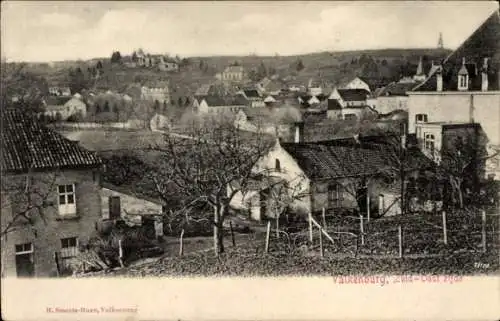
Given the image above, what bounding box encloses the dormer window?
[458,74,469,90]
[458,58,469,91]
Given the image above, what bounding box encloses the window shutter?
[109,196,121,219]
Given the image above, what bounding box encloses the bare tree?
[150,113,273,255]
[438,127,491,209]
[1,169,58,237]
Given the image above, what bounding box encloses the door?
[15,254,34,277]
[109,196,121,220]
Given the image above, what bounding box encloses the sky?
[1,1,499,62]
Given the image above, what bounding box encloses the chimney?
[294,121,304,143]
[481,57,489,91]
[436,67,443,92]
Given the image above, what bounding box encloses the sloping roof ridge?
[413,9,499,92]
[443,9,499,64]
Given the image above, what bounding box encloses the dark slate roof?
[414,10,500,92]
[357,76,393,91]
[281,137,433,180]
[44,96,72,106]
[243,89,261,98]
[1,110,102,173]
[337,89,370,101]
[327,99,342,110]
[204,95,248,107]
[378,82,419,97]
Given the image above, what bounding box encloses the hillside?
[5,48,451,100]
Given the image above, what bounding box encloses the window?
[58,184,76,216]
[15,243,34,277]
[415,114,428,123]
[458,74,469,90]
[275,159,281,172]
[328,183,342,208]
[424,133,435,152]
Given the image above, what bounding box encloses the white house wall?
[345,78,371,92]
[253,143,311,215]
[101,188,162,221]
[407,92,500,145]
[376,96,408,114]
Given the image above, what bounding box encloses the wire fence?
[262,206,500,259]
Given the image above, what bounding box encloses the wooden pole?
[442,211,448,245]
[367,193,371,222]
[359,214,365,246]
[118,239,124,267]
[54,252,60,277]
[229,221,236,247]
[179,229,185,256]
[265,221,271,253]
[308,212,313,244]
[482,210,487,253]
[322,208,327,228]
[398,225,403,258]
[319,225,324,257]
[338,226,342,249]
[310,216,335,244]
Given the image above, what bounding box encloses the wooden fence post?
[398,225,403,258]
[54,252,60,277]
[482,210,487,253]
[442,211,448,245]
[338,226,342,249]
[322,208,327,229]
[308,212,313,244]
[118,239,124,267]
[319,225,324,257]
[367,193,371,222]
[229,221,236,247]
[359,214,365,246]
[179,229,185,256]
[265,221,271,253]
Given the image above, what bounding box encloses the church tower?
[437,32,444,49]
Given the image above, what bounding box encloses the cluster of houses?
[123,48,180,72]
[1,8,499,278]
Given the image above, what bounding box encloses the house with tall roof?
[222,66,245,83]
[230,127,434,220]
[237,88,265,107]
[1,110,103,277]
[407,9,500,178]
[344,76,392,94]
[140,80,171,103]
[195,95,248,115]
[327,88,375,121]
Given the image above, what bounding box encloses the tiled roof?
[1,110,102,172]
[204,95,248,107]
[357,76,393,91]
[414,10,500,92]
[224,66,244,73]
[44,96,72,106]
[281,137,432,180]
[378,82,419,97]
[243,89,261,98]
[337,89,370,102]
